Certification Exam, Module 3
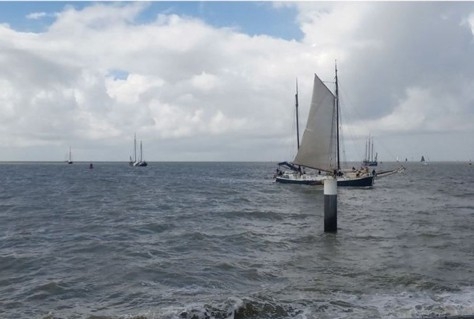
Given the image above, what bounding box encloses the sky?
[0,1,473,162]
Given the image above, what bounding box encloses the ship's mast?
[140,140,143,162]
[134,133,137,163]
[335,62,340,171]
[295,78,300,150]
[371,139,374,161]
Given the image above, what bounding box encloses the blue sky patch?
[0,1,303,41]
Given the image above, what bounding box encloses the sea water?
[0,161,473,319]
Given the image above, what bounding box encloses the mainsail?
[293,73,337,172]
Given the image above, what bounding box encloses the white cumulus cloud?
[0,2,473,161]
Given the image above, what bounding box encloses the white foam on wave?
[112,289,474,319]
[360,288,474,318]
[278,288,474,319]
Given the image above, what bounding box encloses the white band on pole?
[323,176,338,232]
[323,177,337,195]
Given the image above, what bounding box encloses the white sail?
[293,73,337,172]
[67,147,73,164]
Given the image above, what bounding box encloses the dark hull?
[136,162,148,167]
[337,175,374,187]
[275,175,374,187]
[130,161,148,167]
[362,160,377,166]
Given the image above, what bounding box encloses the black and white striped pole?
[324,176,337,232]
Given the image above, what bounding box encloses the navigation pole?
[324,177,337,232]
[325,61,339,233]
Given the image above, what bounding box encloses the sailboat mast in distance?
[335,62,340,171]
[129,134,148,167]
[67,146,73,164]
[134,133,137,163]
[365,139,369,162]
[295,78,300,151]
[140,141,143,162]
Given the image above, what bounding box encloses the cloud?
[293,2,474,160]
[0,2,474,161]
[26,12,48,20]
[0,3,308,160]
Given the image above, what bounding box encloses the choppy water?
[0,161,473,319]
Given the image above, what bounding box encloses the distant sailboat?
[135,140,148,167]
[129,134,148,167]
[421,155,428,165]
[67,147,73,164]
[362,136,378,167]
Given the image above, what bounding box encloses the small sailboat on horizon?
[129,134,148,167]
[421,155,428,165]
[362,136,378,167]
[67,147,73,164]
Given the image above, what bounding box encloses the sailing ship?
[421,155,428,165]
[275,64,374,187]
[129,134,148,167]
[67,147,73,164]
[362,136,378,166]
[136,141,148,167]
